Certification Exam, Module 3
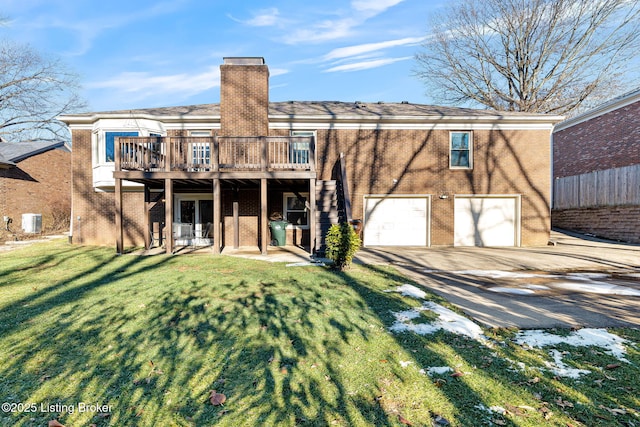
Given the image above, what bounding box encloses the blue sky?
[1,0,442,112]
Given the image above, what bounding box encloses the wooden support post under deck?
[115,177,123,254]
[144,185,151,250]
[261,178,268,255]
[233,201,239,249]
[309,178,316,255]
[213,178,221,254]
[165,178,174,254]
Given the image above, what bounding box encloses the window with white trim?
[189,130,212,167]
[105,131,138,163]
[290,130,314,164]
[283,192,309,227]
[450,131,472,169]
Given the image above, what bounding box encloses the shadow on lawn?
[1,246,402,426]
[1,245,637,426]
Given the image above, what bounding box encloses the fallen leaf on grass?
[528,377,540,384]
[398,414,413,425]
[209,390,226,406]
[599,405,627,415]
[451,371,465,378]
[605,363,621,370]
[504,404,526,417]
[48,421,65,427]
[554,398,573,409]
[433,378,447,388]
[432,414,450,425]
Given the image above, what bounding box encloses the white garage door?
[364,196,429,246]
[454,197,519,246]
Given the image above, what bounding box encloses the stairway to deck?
[316,180,340,254]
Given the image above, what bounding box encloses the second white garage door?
[363,196,429,246]
[454,196,519,246]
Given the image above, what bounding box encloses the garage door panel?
[364,197,429,246]
[454,197,518,246]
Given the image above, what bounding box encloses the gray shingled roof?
[0,141,69,163]
[61,101,553,120]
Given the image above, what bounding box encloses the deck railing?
[115,136,315,172]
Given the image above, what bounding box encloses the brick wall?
[552,206,640,244]
[554,100,640,178]
[305,128,552,246]
[0,148,71,240]
[70,129,145,246]
[220,63,269,137]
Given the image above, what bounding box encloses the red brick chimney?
[220,57,269,137]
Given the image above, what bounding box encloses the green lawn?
[0,240,638,426]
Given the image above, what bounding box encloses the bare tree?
[415,0,640,115]
[0,40,85,142]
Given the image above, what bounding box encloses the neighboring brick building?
[0,141,71,240]
[59,57,562,254]
[552,89,640,243]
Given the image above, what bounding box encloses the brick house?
[58,57,562,254]
[0,141,71,239]
[552,89,640,243]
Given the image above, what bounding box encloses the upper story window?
[450,131,472,169]
[189,131,212,166]
[105,131,139,163]
[290,130,314,164]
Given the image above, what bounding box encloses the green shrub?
[325,222,361,270]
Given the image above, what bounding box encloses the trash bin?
[269,220,288,246]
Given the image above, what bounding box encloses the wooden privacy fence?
[553,164,640,209]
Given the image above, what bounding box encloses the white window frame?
[283,192,309,229]
[290,130,315,165]
[189,130,213,167]
[449,131,473,169]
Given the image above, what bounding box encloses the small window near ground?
[283,192,309,227]
[450,131,472,169]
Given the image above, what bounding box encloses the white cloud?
[324,56,412,72]
[88,66,221,97]
[285,17,358,44]
[238,7,283,27]
[279,0,406,45]
[351,0,405,15]
[324,36,425,61]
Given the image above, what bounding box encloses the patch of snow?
[399,360,413,368]
[566,272,610,280]
[423,366,453,376]
[545,349,592,378]
[526,284,551,290]
[454,270,551,279]
[488,287,536,295]
[285,261,325,267]
[394,284,427,299]
[553,281,640,296]
[514,328,629,361]
[390,301,485,341]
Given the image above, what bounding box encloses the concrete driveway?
[355,230,640,329]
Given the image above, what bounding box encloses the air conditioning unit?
[22,213,42,234]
